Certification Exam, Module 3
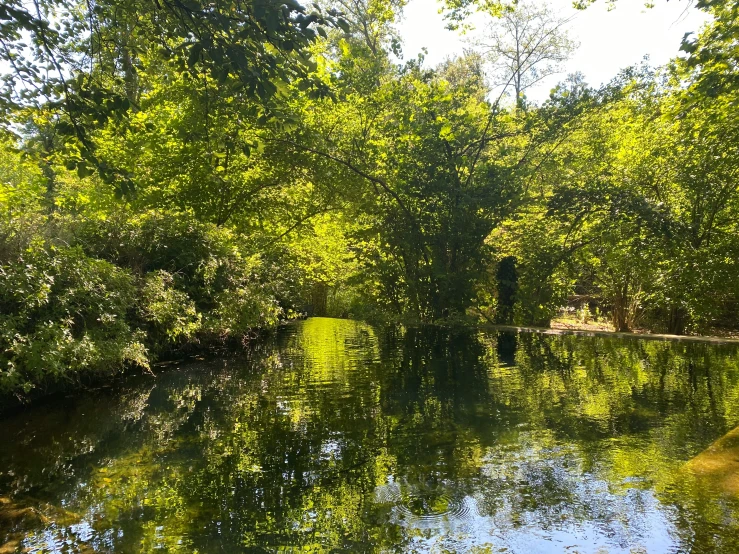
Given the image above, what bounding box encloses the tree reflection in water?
[1,318,739,552]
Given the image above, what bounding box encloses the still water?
[2,318,739,553]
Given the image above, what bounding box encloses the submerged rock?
[686,426,739,496]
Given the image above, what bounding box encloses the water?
[2,318,739,553]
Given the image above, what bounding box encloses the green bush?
[140,270,202,350]
[0,243,147,395]
[72,211,284,338]
[0,210,297,400]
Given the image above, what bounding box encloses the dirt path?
[480,323,739,344]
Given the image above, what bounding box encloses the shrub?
[0,210,291,400]
[0,244,148,396]
[202,255,283,340]
[72,211,284,340]
[140,270,202,351]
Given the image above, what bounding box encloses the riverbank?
[0,328,280,415]
[0,211,289,405]
[482,323,739,344]
[5,316,738,413]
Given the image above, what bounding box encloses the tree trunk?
[667,304,687,335]
[495,256,518,325]
[612,283,630,332]
[310,282,328,317]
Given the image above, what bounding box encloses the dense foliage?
[2,0,739,399]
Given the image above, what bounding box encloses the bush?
[0,243,147,396]
[0,210,293,401]
[71,211,284,339]
[140,270,202,350]
[201,254,283,340]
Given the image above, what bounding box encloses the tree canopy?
[2,0,739,399]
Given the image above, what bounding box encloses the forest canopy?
[1,0,739,399]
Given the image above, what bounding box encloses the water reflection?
[1,318,739,552]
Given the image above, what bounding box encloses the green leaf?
[187,42,204,68]
[282,0,304,11]
[77,164,94,178]
[336,18,350,34]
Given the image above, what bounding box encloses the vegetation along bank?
[2,0,739,403]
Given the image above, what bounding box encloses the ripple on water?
[374,482,473,525]
[373,481,402,504]
[396,491,471,523]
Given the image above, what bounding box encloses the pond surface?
[2,318,739,553]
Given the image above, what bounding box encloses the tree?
[476,1,577,108]
[0,0,345,195]
[284,45,528,320]
[323,0,407,56]
[494,256,518,324]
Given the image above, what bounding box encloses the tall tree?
[0,0,344,195]
[476,1,577,108]
[324,0,406,56]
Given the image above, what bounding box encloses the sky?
[395,0,711,103]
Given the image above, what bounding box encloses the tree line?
[1,0,738,399]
